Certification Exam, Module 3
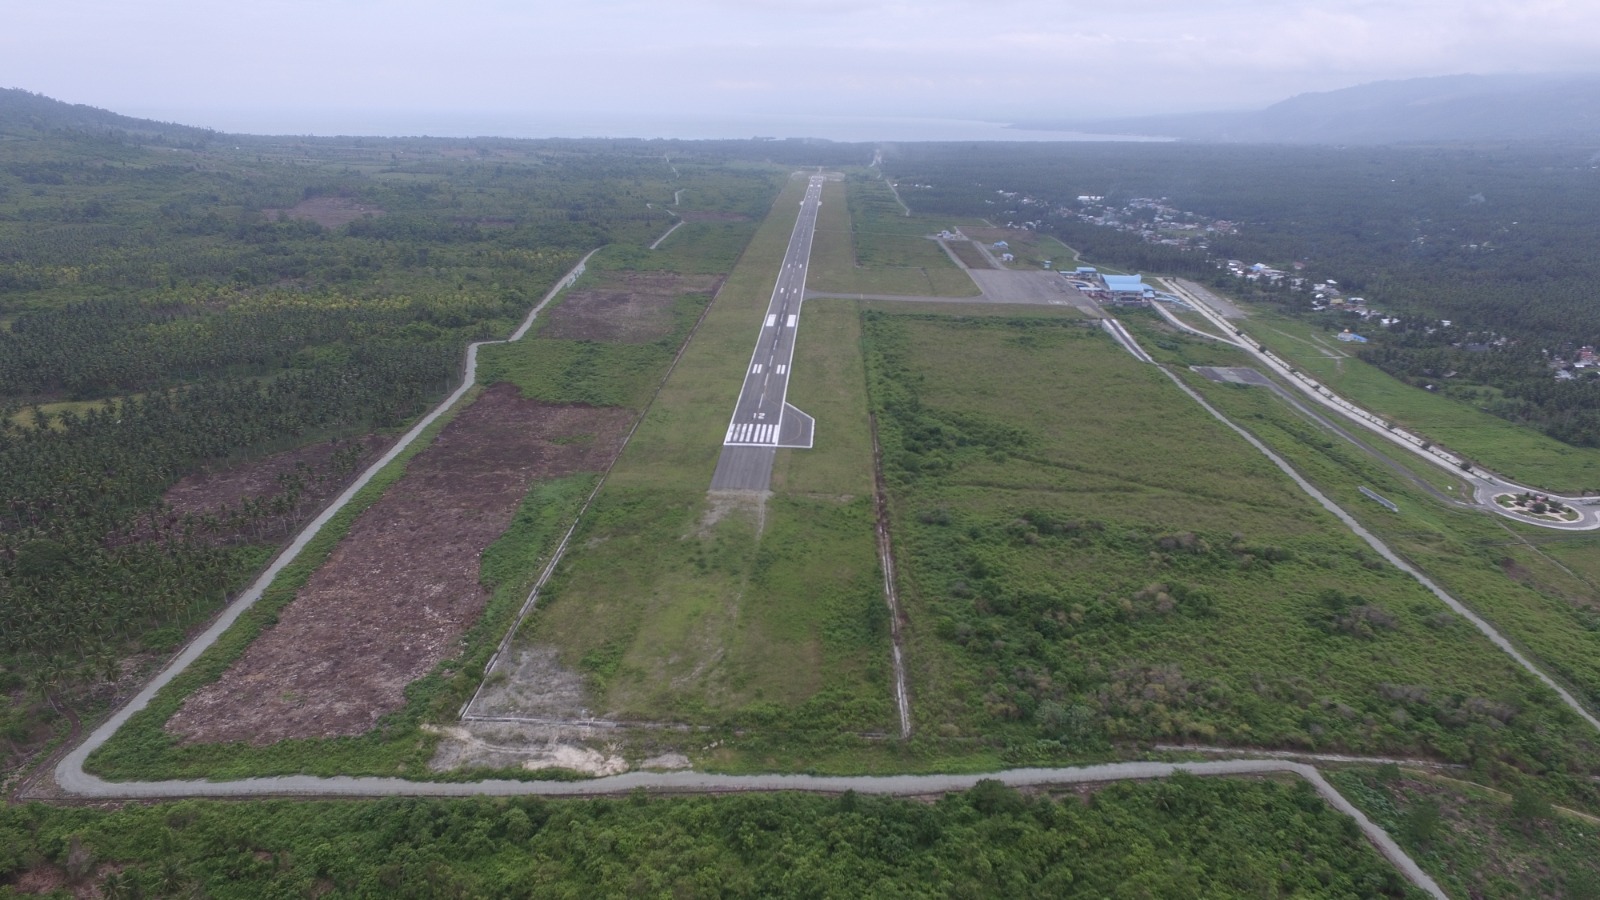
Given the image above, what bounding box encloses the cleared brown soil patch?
[265,196,384,228]
[149,436,390,543]
[165,383,634,745]
[539,272,722,343]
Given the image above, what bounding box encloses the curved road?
[51,247,601,797]
[1100,315,1600,736]
[48,756,1443,897]
[37,229,1470,900]
[1164,278,1600,532]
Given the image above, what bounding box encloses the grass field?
[863,309,1600,779]
[508,175,893,734]
[1119,317,1600,813]
[1178,347,1600,732]
[1238,304,1600,492]
[807,175,979,298]
[961,228,1085,272]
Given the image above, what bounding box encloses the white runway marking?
[721,422,784,446]
[786,315,797,327]
[765,314,776,327]
[776,365,787,375]
[752,363,763,374]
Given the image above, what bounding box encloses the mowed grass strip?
[519,176,892,731]
[865,311,1598,775]
[808,176,979,298]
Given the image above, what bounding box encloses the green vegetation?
[1170,340,1600,769]
[0,777,1421,898]
[69,152,789,782]
[863,310,1599,782]
[510,177,892,736]
[0,100,817,781]
[1239,306,1600,492]
[808,174,979,297]
[479,285,716,410]
[1334,766,1600,899]
[0,123,695,772]
[9,91,1600,889]
[881,140,1600,447]
[85,461,597,780]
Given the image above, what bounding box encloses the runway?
[710,175,824,491]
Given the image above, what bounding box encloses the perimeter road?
[1098,314,1600,736]
[52,249,602,798]
[44,759,1444,897]
[709,175,824,491]
[1164,277,1600,531]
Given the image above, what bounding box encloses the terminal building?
[1102,274,1154,305]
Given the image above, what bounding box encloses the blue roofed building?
[1102,274,1154,304]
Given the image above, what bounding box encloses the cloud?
[5,0,1599,129]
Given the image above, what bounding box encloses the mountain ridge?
[1014,73,1600,144]
[0,87,216,144]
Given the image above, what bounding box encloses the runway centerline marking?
[719,174,825,450]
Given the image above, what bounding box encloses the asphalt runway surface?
[710,176,824,491]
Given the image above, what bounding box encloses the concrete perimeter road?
[1166,278,1600,532]
[46,759,1443,897]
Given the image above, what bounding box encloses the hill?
[1017,73,1600,144]
[0,87,215,144]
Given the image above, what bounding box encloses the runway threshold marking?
[720,174,825,450]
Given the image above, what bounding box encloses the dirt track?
[165,384,632,745]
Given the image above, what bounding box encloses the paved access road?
[1165,278,1600,532]
[44,759,1443,897]
[710,175,823,491]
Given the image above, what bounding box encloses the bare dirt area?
[427,719,696,775]
[539,273,722,343]
[148,436,390,544]
[264,196,384,228]
[468,645,592,721]
[164,384,634,746]
[426,723,629,775]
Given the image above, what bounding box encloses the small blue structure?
[1336,329,1368,343]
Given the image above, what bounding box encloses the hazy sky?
[5,0,1600,137]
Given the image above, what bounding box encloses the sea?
[132,108,1171,143]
